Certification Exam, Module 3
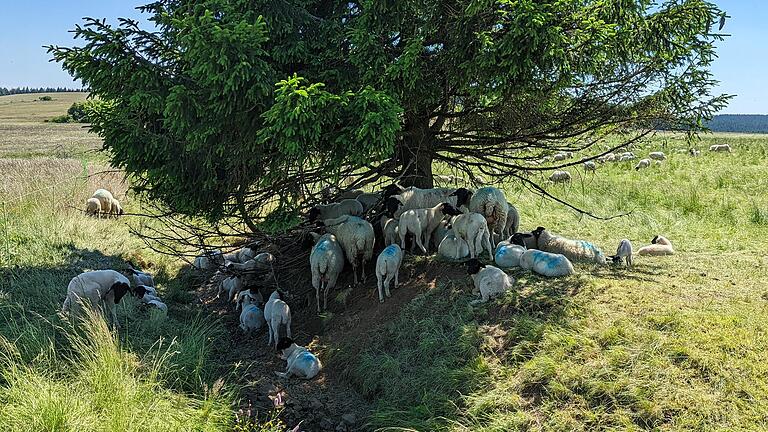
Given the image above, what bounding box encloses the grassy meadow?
[1,93,768,431]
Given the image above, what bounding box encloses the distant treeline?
[0,87,86,96]
[706,114,768,134]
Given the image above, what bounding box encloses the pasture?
[1,93,767,431]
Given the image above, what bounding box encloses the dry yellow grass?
[0,92,88,123]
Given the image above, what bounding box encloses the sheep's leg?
[384,273,394,298]
[266,320,273,346]
[400,228,407,252]
[394,267,399,288]
[483,230,493,261]
[312,273,321,312]
[352,262,359,285]
[110,304,120,330]
[627,255,633,268]
[377,274,384,303]
[285,316,292,339]
[361,259,367,281]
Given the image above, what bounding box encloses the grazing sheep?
[85,198,101,218]
[375,244,403,303]
[91,189,114,216]
[127,262,155,287]
[450,212,493,260]
[637,235,675,256]
[264,291,292,349]
[465,259,515,304]
[61,270,132,328]
[519,249,575,277]
[239,292,266,332]
[709,144,732,153]
[553,152,568,161]
[437,230,470,261]
[193,249,224,270]
[689,148,701,157]
[531,227,607,265]
[635,159,651,170]
[320,215,375,285]
[549,170,572,183]
[133,284,157,298]
[308,199,364,222]
[355,192,382,213]
[381,185,458,217]
[597,153,617,163]
[620,151,637,160]
[309,233,345,313]
[275,337,322,379]
[609,239,633,267]
[494,241,526,268]
[110,199,124,218]
[649,152,666,160]
[398,202,462,254]
[583,161,597,171]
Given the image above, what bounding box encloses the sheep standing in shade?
[379,215,400,247]
[238,291,266,332]
[502,203,520,238]
[531,227,607,265]
[637,235,675,256]
[381,184,459,217]
[465,259,515,304]
[320,215,375,285]
[61,270,132,328]
[451,187,508,247]
[635,159,651,170]
[437,230,470,261]
[397,202,462,254]
[85,198,101,218]
[218,275,243,302]
[307,199,364,222]
[450,212,493,260]
[264,291,292,349]
[609,239,633,268]
[549,170,572,183]
[519,249,575,277]
[309,232,345,313]
[375,244,403,303]
[355,192,382,213]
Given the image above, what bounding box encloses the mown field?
[1,93,767,431]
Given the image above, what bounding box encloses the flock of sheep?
[84,188,124,218]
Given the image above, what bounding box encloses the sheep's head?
[439,202,462,217]
[277,337,295,359]
[307,207,322,222]
[651,235,659,244]
[510,233,531,247]
[608,255,622,265]
[449,188,473,208]
[531,226,546,239]
[383,197,403,218]
[465,258,485,275]
[302,231,321,249]
[132,285,148,298]
[112,282,131,304]
[381,184,403,198]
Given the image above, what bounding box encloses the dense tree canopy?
[49,0,729,233]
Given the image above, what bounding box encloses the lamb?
[320,215,375,284]
[549,170,572,183]
[275,337,322,379]
[634,159,651,170]
[61,270,132,328]
[307,199,364,222]
[146,299,167,313]
[375,244,403,303]
[238,291,266,332]
[220,276,244,302]
[309,233,345,312]
[133,284,157,298]
[264,291,292,349]
[465,259,515,304]
[450,212,493,260]
[689,148,701,157]
[225,252,275,271]
[85,198,101,218]
[110,199,124,218]
[397,202,462,254]
[649,152,666,160]
[709,144,732,153]
[531,227,607,265]
[193,249,224,270]
[583,161,597,171]
[502,202,520,238]
[437,231,470,261]
[381,184,458,217]
[465,187,508,247]
[609,239,633,267]
[519,249,575,277]
[127,262,155,287]
[494,241,526,268]
[380,215,400,247]
[637,235,675,256]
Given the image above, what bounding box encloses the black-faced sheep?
[637,235,674,256]
[61,270,132,328]
[465,259,515,304]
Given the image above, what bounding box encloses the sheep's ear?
[112,282,131,304]
[651,235,659,244]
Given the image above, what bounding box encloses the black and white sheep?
[61,269,132,328]
[275,337,322,379]
[238,290,266,332]
[465,259,515,304]
[609,239,633,267]
[127,262,155,287]
[637,235,674,256]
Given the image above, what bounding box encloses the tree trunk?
[398,117,435,188]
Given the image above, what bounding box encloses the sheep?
[689,148,701,157]
[133,284,157,298]
[264,291,292,349]
[466,187,508,247]
[127,262,155,287]
[509,232,538,250]
[502,202,520,238]
[338,189,364,200]
[61,270,132,328]
[397,202,462,254]
[531,227,607,265]
[218,275,243,302]
[307,199,364,222]
[549,170,572,183]
[437,231,470,261]
[193,249,223,270]
[375,244,403,303]
[146,299,167,313]
[91,189,114,216]
[709,144,732,153]
[609,239,633,267]
[620,151,637,160]
[649,152,666,161]
[380,215,400,247]
[553,152,568,161]
[583,161,597,171]
[320,215,375,284]
[450,212,493,260]
[275,337,322,379]
[597,153,616,163]
[519,249,575,277]
[110,199,124,218]
[431,219,451,250]
[223,245,258,264]
[238,291,266,332]
[309,232,345,312]
[494,241,526,268]
[637,235,675,256]
[465,259,515,304]
[381,184,458,217]
[85,198,101,218]
[634,159,651,170]
[355,192,382,213]
[225,252,275,273]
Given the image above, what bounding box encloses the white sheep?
[338,189,364,200]
[620,151,637,160]
[465,259,515,304]
[110,199,124,218]
[450,212,493,260]
[431,219,451,250]
[649,152,666,160]
[637,235,674,256]
[309,232,345,312]
[264,291,292,349]
[85,198,101,218]
[398,202,462,254]
[381,185,458,217]
[549,170,572,183]
[531,227,607,265]
[308,199,364,222]
[127,262,155,287]
[223,245,258,264]
[238,291,266,332]
[146,299,168,314]
[355,192,382,213]
[320,215,375,285]
[225,252,275,273]
[553,152,568,161]
[502,202,520,238]
[218,275,243,302]
[193,249,224,270]
[380,215,399,247]
[275,338,322,379]
[133,284,157,298]
[494,241,526,268]
[466,187,508,247]
[634,159,651,170]
[61,270,132,328]
[375,244,403,303]
[583,161,597,171]
[597,153,616,163]
[609,239,633,267]
[709,144,732,153]
[437,231,470,261]
[519,249,575,277]
[91,189,114,216]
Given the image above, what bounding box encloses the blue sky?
[0,1,765,114]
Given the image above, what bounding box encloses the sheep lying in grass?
[531,227,607,265]
[519,249,575,277]
[466,259,515,304]
[309,232,345,312]
[635,159,651,170]
[275,337,322,379]
[376,244,403,303]
[308,199,364,222]
[609,239,633,267]
[494,240,526,268]
[225,252,275,273]
[437,230,470,261]
[549,170,572,183]
[583,161,597,171]
[194,249,224,270]
[223,245,258,264]
[320,215,375,285]
[127,262,155,287]
[61,270,132,328]
[85,198,101,218]
[397,202,462,254]
[709,144,732,153]
[450,212,493,260]
[264,291,292,349]
[637,235,675,256]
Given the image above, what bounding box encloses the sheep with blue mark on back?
[308,232,345,312]
[531,227,607,265]
[275,337,322,379]
[376,244,403,303]
[238,290,266,332]
[466,259,515,304]
[494,238,526,268]
[519,249,575,277]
